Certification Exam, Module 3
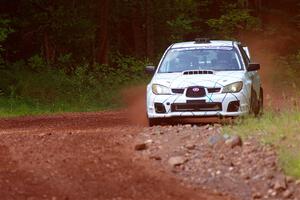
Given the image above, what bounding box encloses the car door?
[238,45,261,96]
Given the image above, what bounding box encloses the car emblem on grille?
[192,88,200,92]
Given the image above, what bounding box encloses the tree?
[207,3,261,39]
[17,0,97,65]
[145,0,154,58]
[0,18,14,65]
[163,0,198,43]
[1,0,284,66]
[95,0,109,64]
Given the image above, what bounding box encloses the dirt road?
[0,111,230,200]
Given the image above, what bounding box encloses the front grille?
[207,88,221,93]
[186,100,206,104]
[171,102,222,112]
[186,87,206,98]
[172,88,185,94]
[172,87,220,94]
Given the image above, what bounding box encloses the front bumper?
[147,92,250,118]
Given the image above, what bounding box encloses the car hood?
[152,71,246,88]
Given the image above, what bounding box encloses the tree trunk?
[254,0,262,10]
[146,0,154,59]
[43,32,55,64]
[131,3,145,58]
[95,0,109,64]
[239,0,249,8]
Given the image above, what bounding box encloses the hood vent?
[183,70,214,75]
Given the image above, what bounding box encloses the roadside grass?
[0,78,148,118]
[223,107,300,178]
[0,96,121,118]
[0,70,151,118]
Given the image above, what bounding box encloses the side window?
[238,45,250,67]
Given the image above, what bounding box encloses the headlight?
[152,84,171,95]
[222,81,243,93]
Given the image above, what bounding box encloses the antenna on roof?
[195,38,211,44]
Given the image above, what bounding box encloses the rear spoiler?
[243,46,251,60]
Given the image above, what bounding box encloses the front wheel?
[258,87,264,115]
[250,87,263,117]
[250,88,259,116]
[148,118,161,127]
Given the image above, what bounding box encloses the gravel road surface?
[0,111,231,200]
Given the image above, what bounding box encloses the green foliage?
[167,15,193,42]
[19,0,97,62]
[165,0,199,43]
[108,53,148,84]
[207,4,261,39]
[28,54,48,71]
[57,53,72,64]
[0,54,148,116]
[0,18,13,43]
[0,18,14,64]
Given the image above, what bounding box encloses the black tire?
[258,87,264,115]
[250,88,260,116]
[148,118,161,127]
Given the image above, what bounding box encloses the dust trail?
[238,16,300,110]
[121,85,148,126]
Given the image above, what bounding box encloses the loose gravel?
[135,124,300,200]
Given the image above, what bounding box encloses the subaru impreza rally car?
[145,38,263,126]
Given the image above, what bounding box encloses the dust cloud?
[121,85,148,126]
[238,16,300,110]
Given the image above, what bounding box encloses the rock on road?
[0,111,231,200]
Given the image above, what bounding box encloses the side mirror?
[145,65,156,74]
[247,63,260,71]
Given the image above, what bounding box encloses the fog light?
[227,101,240,112]
[154,103,166,113]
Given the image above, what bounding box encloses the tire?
[258,87,264,115]
[148,118,161,127]
[250,88,260,116]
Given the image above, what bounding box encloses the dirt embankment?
[0,112,230,200]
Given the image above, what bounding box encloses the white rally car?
[146,38,263,126]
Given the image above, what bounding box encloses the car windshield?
[158,47,243,73]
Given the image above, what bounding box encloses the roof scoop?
[183,70,214,75]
